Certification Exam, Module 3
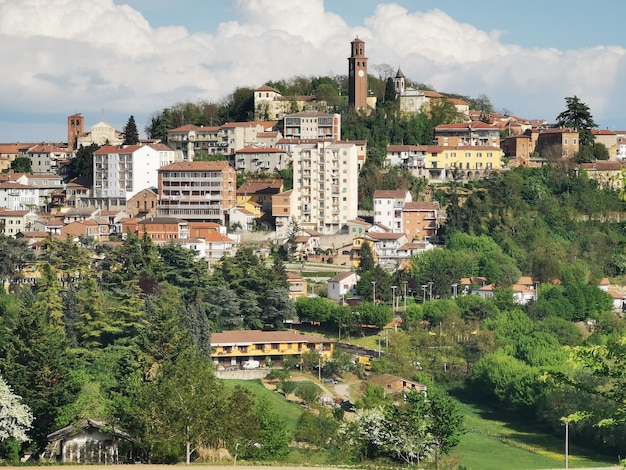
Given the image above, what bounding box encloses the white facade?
[93,144,163,209]
[292,141,359,234]
[327,272,360,301]
[373,190,412,234]
[0,183,40,210]
[77,120,123,148]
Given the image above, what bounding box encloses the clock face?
[358,70,364,77]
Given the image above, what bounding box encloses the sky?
[1,0,626,143]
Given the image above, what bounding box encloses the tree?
[357,241,375,273]
[0,374,33,443]
[67,143,99,182]
[122,115,140,145]
[134,348,225,464]
[295,382,322,406]
[555,96,597,148]
[10,156,32,174]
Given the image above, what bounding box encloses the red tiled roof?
[235,147,285,154]
[403,202,439,211]
[210,329,332,345]
[159,161,232,171]
[373,190,410,199]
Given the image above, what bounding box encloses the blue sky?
[1,0,625,142]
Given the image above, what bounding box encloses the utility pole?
[371,281,377,304]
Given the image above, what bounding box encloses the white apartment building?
[292,141,358,234]
[166,121,279,159]
[283,111,341,141]
[92,144,165,210]
[0,182,40,210]
[373,190,412,233]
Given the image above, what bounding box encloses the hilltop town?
[3,37,626,468]
[0,38,624,272]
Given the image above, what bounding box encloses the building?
[64,177,92,209]
[286,272,308,300]
[592,129,618,159]
[166,124,221,160]
[292,141,359,234]
[77,120,124,148]
[230,147,288,173]
[435,122,501,147]
[327,271,360,301]
[0,209,38,235]
[237,179,283,215]
[67,113,85,151]
[27,144,70,175]
[43,419,132,464]
[126,187,158,218]
[580,161,624,191]
[348,37,369,113]
[166,122,279,159]
[426,145,503,182]
[373,190,412,233]
[137,217,189,241]
[502,134,533,160]
[535,128,579,159]
[253,85,326,121]
[272,189,296,233]
[402,201,440,241]
[210,330,334,369]
[283,111,341,141]
[156,161,236,223]
[0,182,40,210]
[92,144,168,211]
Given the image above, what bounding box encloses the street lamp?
[391,285,397,312]
[317,346,324,381]
[452,283,459,298]
[403,281,408,312]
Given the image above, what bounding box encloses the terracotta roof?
[592,129,616,136]
[582,162,623,171]
[599,277,610,285]
[221,121,278,129]
[286,272,304,281]
[329,271,358,283]
[210,329,333,346]
[237,179,283,194]
[367,232,405,241]
[235,147,285,154]
[403,202,439,211]
[148,143,174,151]
[373,190,410,199]
[94,145,143,154]
[607,290,623,299]
[435,122,498,130]
[517,276,535,285]
[0,209,29,216]
[255,85,282,93]
[285,111,336,118]
[169,124,205,132]
[540,127,578,135]
[159,161,232,171]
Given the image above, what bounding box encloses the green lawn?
[451,400,618,469]
[222,379,304,432]
[223,377,619,469]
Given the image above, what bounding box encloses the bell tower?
[348,37,368,113]
[67,113,84,151]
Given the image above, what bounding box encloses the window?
[564,138,568,145]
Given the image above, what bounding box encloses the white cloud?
[0,0,624,141]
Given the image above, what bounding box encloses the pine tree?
[123,115,140,145]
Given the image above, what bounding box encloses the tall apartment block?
[157,161,236,224]
[292,141,358,234]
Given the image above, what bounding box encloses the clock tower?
[348,37,368,113]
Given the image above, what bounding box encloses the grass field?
[225,376,619,469]
[450,401,618,469]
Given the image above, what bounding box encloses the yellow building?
[427,145,504,181]
[211,330,333,369]
[351,235,378,268]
